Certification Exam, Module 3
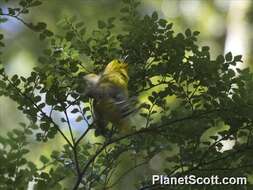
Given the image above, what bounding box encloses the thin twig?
[1,74,74,149]
[63,109,75,144]
[72,108,228,189]
[62,108,82,175]
[0,13,33,30]
[106,160,149,189]
[135,80,173,95]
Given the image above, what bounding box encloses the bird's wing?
[95,95,138,120]
[100,59,129,90]
[114,96,139,117]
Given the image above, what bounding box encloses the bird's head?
[83,73,100,87]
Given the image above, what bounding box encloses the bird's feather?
[83,59,135,136]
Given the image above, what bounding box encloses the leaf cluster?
[0,0,253,189]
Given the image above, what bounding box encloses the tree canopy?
[0,0,253,189]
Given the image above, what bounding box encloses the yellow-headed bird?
[84,59,135,136]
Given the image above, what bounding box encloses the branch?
[135,80,173,95]
[75,127,91,147]
[138,129,253,190]
[72,108,226,189]
[63,108,82,175]
[145,98,157,128]
[106,159,149,189]
[72,143,108,190]
[195,123,251,169]
[74,104,92,146]
[63,109,75,145]
[1,74,74,149]
[0,13,34,30]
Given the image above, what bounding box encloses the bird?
[83,59,136,136]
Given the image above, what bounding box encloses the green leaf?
[140,113,148,118]
[34,96,41,102]
[98,20,106,29]
[148,96,154,102]
[216,55,225,63]
[40,123,49,131]
[0,17,8,23]
[152,11,158,20]
[30,1,42,7]
[185,28,191,37]
[225,52,232,61]
[40,172,50,179]
[40,155,49,164]
[0,68,4,74]
[158,19,167,27]
[234,55,242,62]
[38,103,45,109]
[202,46,209,51]
[75,115,83,122]
[193,31,200,36]
[44,29,53,37]
[202,141,211,145]
[35,22,47,31]
[209,135,218,141]
[11,74,18,82]
[0,34,4,40]
[61,118,66,122]
[228,69,235,77]
[140,103,151,110]
[71,108,79,113]
[47,128,57,139]
[8,8,16,15]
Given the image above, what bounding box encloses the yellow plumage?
[84,59,133,136]
[102,59,129,89]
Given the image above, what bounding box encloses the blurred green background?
[1,0,253,187]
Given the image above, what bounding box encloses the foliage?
[1,0,253,189]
